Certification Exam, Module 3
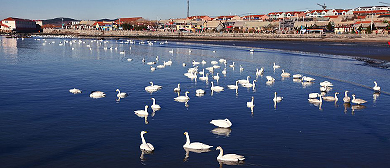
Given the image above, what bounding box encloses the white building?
[353,6,390,11]
[1,17,38,32]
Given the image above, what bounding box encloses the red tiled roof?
[268,12,284,15]
[324,16,339,18]
[3,17,33,22]
[1,23,10,28]
[309,10,329,13]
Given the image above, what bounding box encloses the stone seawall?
[41,29,390,42]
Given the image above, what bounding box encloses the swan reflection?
[140,150,153,162]
[211,128,232,137]
[293,78,302,83]
[135,113,149,124]
[183,148,211,162]
[351,105,366,115]
[218,160,245,167]
[301,81,313,88]
[373,92,380,102]
[343,103,351,114]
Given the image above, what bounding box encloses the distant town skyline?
[1,0,388,20]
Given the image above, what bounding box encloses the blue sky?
[0,0,386,20]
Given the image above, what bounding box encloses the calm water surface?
[0,36,389,168]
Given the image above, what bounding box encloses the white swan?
[343,91,351,103]
[69,88,82,94]
[256,68,264,76]
[213,73,220,81]
[140,131,154,152]
[149,82,162,89]
[165,59,172,66]
[151,98,161,110]
[281,70,290,77]
[134,105,149,116]
[211,61,218,65]
[266,76,275,81]
[211,81,224,92]
[351,94,367,105]
[146,61,156,65]
[238,76,250,84]
[90,91,105,98]
[247,96,254,107]
[116,89,128,98]
[227,81,239,89]
[169,49,174,53]
[210,119,232,128]
[196,89,205,94]
[219,59,226,63]
[293,74,302,79]
[308,93,319,99]
[222,68,227,75]
[320,85,331,92]
[182,63,186,67]
[174,91,190,101]
[183,132,213,150]
[309,95,322,103]
[239,65,244,72]
[201,60,207,64]
[320,81,333,87]
[216,146,245,162]
[205,66,214,72]
[174,83,181,92]
[156,64,165,69]
[273,62,280,69]
[145,82,161,92]
[199,69,205,75]
[373,81,380,92]
[199,73,209,81]
[302,76,315,82]
[229,62,235,68]
[249,49,254,52]
[322,92,339,102]
[242,80,256,88]
[192,60,200,65]
[273,92,283,102]
[150,66,156,71]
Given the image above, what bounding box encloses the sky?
[0,0,387,20]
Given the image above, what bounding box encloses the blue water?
[1,36,389,168]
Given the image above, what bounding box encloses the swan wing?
[188,142,213,149]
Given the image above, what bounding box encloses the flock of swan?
[65,39,383,164]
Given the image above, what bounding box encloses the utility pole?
[187,0,190,18]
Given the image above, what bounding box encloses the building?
[354,6,390,11]
[1,17,38,32]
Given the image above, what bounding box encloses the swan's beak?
[144,131,147,133]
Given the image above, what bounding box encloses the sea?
[0,35,389,168]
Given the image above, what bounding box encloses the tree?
[326,22,334,32]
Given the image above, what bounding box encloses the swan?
[205,66,214,72]
[201,60,207,64]
[216,146,245,162]
[219,59,226,63]
[69,88,82,94]
[273,62,280,69]
[166,59,173,65]
[343,91,351,103]
[151,98,161,110]
[309,94,322,103]
[90,91,105,98]
[142,58,146,63]
[155,56,159,62]
[213,65,221,69]
[150,66,156,71]
[273,92,283,102]
[174,83,181,92]
[188,49,192,53]
[140,131,154,152]
[196,89,205,94]
[242,80,256,88]
[229,62,235,68]
[281,70,290,77]
[127,58,133,61]
[192,60,200,65]
[351,94,367,105]
[213,50,216,53]
[211,61,218,65]
[293,74,302,79]
[320,85,331,92]
[373,81,380,92]
[156,64,165,69]
[302,76,315,82]
[249,49,254,52]
[147,61,156,65]
[266,76,275,81]
[134,105,149,116]
[227,81,239,89]
[320,81,333,87]
[182,63,186,67]
[238,76,250,84]
[322,92,339,102]
[116,89,128,98]
[174,91,190,101]
[308,93,319,99]
[247,96,254,108]
[211,81,224,92]
[256,68,264,76]
[213,73,220,81]
[199,73,209,81]
[168,49,173,53]
[183,132,213,150]
[222,68,227,75]
[149,82,162,89]
[145,82,161,92]
[210,119,232,128]
[239,65,244,72]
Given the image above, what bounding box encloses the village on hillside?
[1,5,390,35]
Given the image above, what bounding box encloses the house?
[186,15,212,21]
[354,6,390,11]
[242,15,268,21]
[1,17,38,32]
[93,21,117,31]
[115,17,144,25]
[268,12,285,19]
[213,15,240,21]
